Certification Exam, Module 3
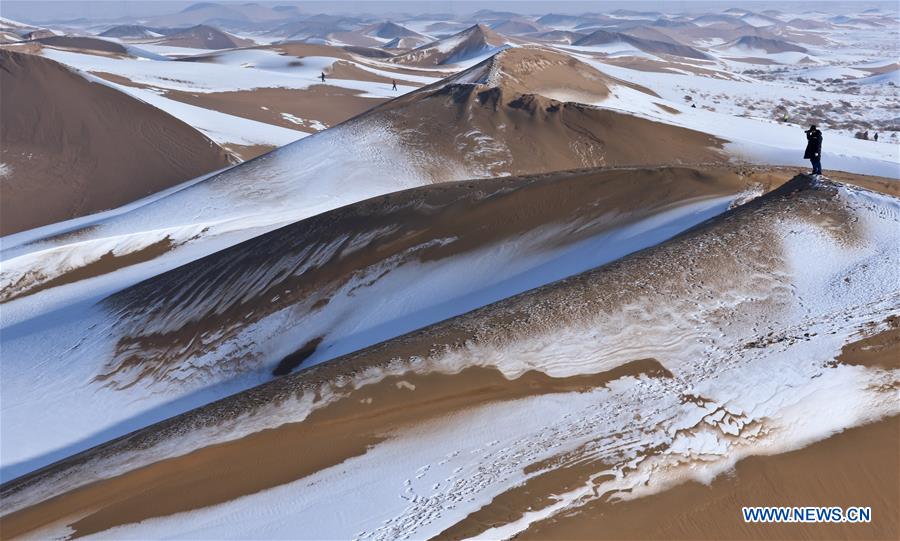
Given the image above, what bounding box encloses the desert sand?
[521,417,899,540]
[0,49,233,235]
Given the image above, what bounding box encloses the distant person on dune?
[804,124,823,176]
[392,80,398,91]
[874,132,879,141]
[320,72,326,83]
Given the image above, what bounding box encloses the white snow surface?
[39,47,432,97]
[551,52,900,178]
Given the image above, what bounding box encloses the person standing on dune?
[392,80,398,91]
[320,72,326,83]
[804,124,823,176]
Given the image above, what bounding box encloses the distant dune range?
[150,24,255,50]
[0,50,233,235]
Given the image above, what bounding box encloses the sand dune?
[0,166,786,479]
[33,35,127,55]
[0,47,727,309]
[1,361,672,540]
[371,48,724,178]
[721,35,808,54]
[2,175,897,540]
[92,167,782,385]
[1,5,897,540]
[28,39,443,159]
[0,49,233,235]
[574,29,709,59]
[390,24,509,66]
[98,25,168,39]
[150,24,254,50]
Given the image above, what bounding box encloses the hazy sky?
[3,0,895,24]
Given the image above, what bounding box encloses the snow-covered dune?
[3,177,898,540]
[0,49,233,235]
[1,48,726,323]
[389,24,512,66]
[0,166,779,480]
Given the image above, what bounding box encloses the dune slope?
[2,176,898,540]
[0,49,233,235]
[1,47,725,312]
[0,166,781,480]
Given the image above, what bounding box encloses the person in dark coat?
[320,72,326,83]
[804,124,823,175]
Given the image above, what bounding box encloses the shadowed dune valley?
[0,1,898,540]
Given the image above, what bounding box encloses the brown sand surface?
[87,67,348,144]
[365,49,726,178]
[732,166,900,197]
[33,36,127,55]
[326,59,424,87]
[394,96,727,176]
[520,416,900,540]
[825,171,900,197]
[0,361,671,539]
[153,25,254,50]
[655,102,681,114]
[217,142,278,161]
[161,85,388,132]
[0,237,174,303]
[434,451,614,540]
[861,62,899,75]
[0,50,233,235]
[86,57,429,160]
[837,316,900,370]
